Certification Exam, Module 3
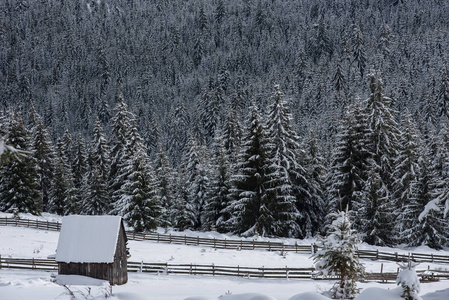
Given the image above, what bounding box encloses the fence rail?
[2,217,449,264]
[1,256,448,282]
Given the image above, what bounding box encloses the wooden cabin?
[55,215,128,285]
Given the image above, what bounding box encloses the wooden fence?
[1,256,448,282]
[2,217,449,264]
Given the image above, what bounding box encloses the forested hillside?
[1,0,449,248]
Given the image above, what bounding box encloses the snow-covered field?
[1,212,449,299]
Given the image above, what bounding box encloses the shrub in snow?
[396,260,422,300]
[312,210,364,299]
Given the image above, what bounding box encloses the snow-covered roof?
[55,215,123,263]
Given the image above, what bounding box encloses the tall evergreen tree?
[328,101,371,215]
[227,102,274,236]
[29,109,56,212]
[365,72,400,196]
[109,94,132,206]
[81,119,110,215]
[154,146,176,227]
[357,161,395,246]
[313,211,364,299]
[393,110,421,242]
[203,129,233,232]
[182,136,210,230]
[264,85,302,237]
[0,111,42,215]
[114,122,162,232]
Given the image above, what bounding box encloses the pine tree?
[203,129,233,232]
[48,138,72,215]
[303,128,326,235]
[365,71,400,195]
[408,145,448,249]
[154,146,176,227]
[396,260,422,300]
[313,211,364,300]
[264,85,302,237]
[72,132,88,190]
[393,111,422,242]
[81,119,110,215]
[112,119,162,231]
[109,93,132,206]
[357,161,395,246]
[328,101,371,214]
[227,102,274,236]
[29,109,56,212]
[0,111,42,215]
[182,136,210,230]
[172,168,191,231]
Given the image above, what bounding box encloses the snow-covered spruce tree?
[108,94,133,208]
[396,260,422,300]
[303,128,326,235]
[117,134,162,232]
[312,210,364,300]
[226,102,274,236]
[167,100,190,166]
[81,119,111,215]
[182,136,210,230]
[154,146,176,227]
[328,101,371,215]
[357,160,395,246]
[0,111,42,215]
[172,168,191,231]
[49,138,78,215]
[71,132,89,190]
[364,71,400,201]
[203,128,233,232]
[223,105,243,163]
[407,143,448,249]
[29,109,56,212]
[264,85,302,237]
[393,110,422,243]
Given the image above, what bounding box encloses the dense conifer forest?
[1,0,449,248]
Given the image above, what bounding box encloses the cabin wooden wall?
[58,262,113,282]
[112,222,128,285]
[57,219,128,285]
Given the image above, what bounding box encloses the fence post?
[262,266,264,278]
[268,241,271,251]
[286,266,289,280]
[252,240,255,250]
[237,265,240,277]
[157,233,160,243]
[32,258,35,269]
[27,219,30,228]
[213,238,216,249]
[169,234,172,243]
[395,252,398,261]
[376,249,379,260]
[431,253,434,262]
[46,221,49,230]
[197,236,199,246]
[140,261,143,273]
[184,235,187,245]
[212,263,215,276]
[224,239,227,249]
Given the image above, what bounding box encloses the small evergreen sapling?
[396,260,422,300]
[312,210,364,299]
